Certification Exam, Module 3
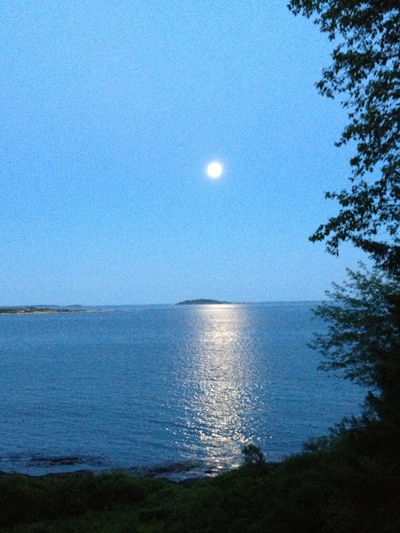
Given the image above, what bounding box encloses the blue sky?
[1,0,365,305]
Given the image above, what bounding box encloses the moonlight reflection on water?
[182,305,264,470]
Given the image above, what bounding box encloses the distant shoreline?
[0,307,108,316]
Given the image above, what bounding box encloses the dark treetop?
[289,0,400,270]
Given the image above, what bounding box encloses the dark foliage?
[1,449,400,532]
[288,0,400,269]
[312,264,400,443]
[0,472,170,530]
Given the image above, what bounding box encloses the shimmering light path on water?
[0,303,363,478]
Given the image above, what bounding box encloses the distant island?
[0,306,85,315]
[0,306,108,316]
[176,299,230,305]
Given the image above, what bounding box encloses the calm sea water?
[0,302,363,479]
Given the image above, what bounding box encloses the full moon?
[206,162,223,178]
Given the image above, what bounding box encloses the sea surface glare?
[0,303,363,479]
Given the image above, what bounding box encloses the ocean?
[0,302,363,479]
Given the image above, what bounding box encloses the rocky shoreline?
[0,454,225,485]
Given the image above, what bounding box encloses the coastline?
[0,464,218,485]
[0,307,109,316]
[0,453,233,483]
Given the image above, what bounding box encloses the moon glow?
[206,162,223,178]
